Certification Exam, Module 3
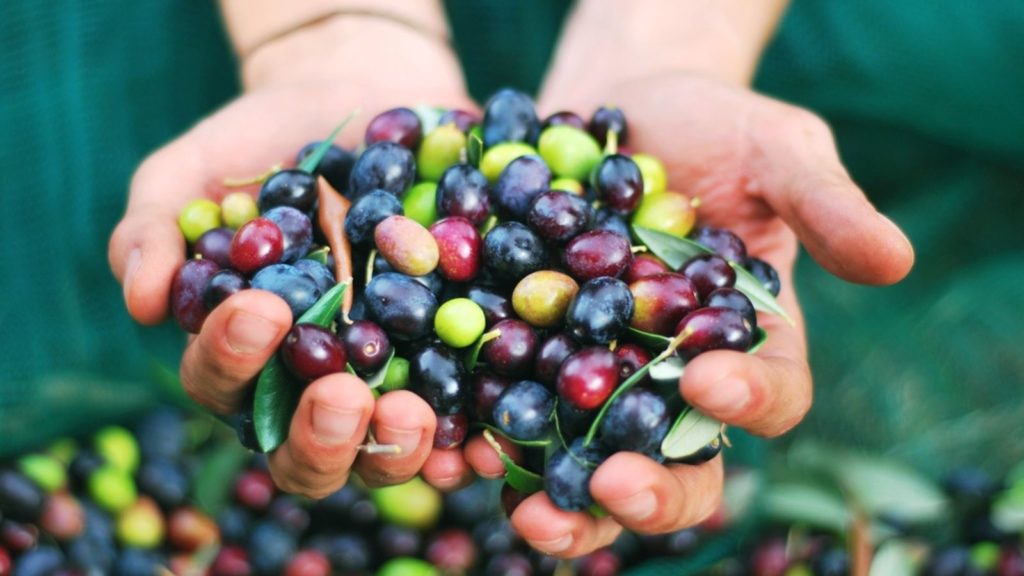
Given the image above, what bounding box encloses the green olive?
[403,182,439,227]
[434,298,486,348]
[550,177,584,196]
[480,142,536,182]
[512,270,579,328]
[94,426,140,474]
[116,497,165,548]
[178,199,222,244]
[632,153,668,195]
[221,191,259,229]
[538,125,602,181]
[631,191,697,238]
[417,124,467,182]
[89,465,137,514]
[379,356,410,392]
[378,558,439,576]
[18,454,66,493]
[371,477,442,530]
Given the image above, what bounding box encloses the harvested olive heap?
[171,88,790,513]
[0,407,725,575]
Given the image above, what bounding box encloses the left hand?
[461,70,914,557]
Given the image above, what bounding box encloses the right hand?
[108,16,479,498]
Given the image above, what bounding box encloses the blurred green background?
[1,0,1022,493]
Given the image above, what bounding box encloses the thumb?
[749,103,915,285]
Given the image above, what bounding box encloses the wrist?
[546,0,787,93]
[237,13,461,92]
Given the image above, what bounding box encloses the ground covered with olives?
[168,89,791,517]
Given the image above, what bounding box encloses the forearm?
[218,0,455,90]
[550,0,789,87]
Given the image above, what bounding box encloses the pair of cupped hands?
[108,18,913,558]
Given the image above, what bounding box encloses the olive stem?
[222,163,282,187]
[690,197,703,209]
[358,443,402,455]
[365,249,378,285]
[604,129,619,156]
[630,245,648,254]
[582,327,693,447]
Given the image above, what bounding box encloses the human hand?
[472,69,914,557]
[108,15,480,497]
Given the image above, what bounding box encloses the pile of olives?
[0,407,732,575]
[169,88,787,514]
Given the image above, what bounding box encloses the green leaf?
[762,482,853,534]
[748,327,769,354]
[733,262,793,324]
[297,111,358,174]
[254,283,348,452]
[648,354,685,385]
[633,226,793,324]
[302,247,331,265]
[476,423,552,448]
[298,281,348,325]
[193,440,249,517]
[365,349,397,390]
[992,482,1024,532]
[483,430,544,493]
[464,328,501,371]
[832,455,947,524]
[467,129,484,168]
[870,540,919,576]
[660,407,723,459]
[625,327,672,350]
[632,226,708,268]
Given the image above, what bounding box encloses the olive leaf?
[254,282,348,453]
[748,327,769,354]
[475,423,552,448]
[632,226,794,325]
[660,407,723,460]
[869,540,919,576]
[467,129,484,168]
[625,327,672,350]
[365,349,397,390]
[301,246,331,265]
[761,482,853,534]
[583,328,693,446]
[464,328,501,371]
[483,430,544,494]
[992,482,1024,532]
[193,440,249,517]
[296,111,359,174]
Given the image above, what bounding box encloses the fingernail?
[123,248,141,301]
[379,426,423,456]
[610,490,657,521]
[226,310,280,354]
[698,378,750,417]
[312,403,362,446]
[533,534,573,554]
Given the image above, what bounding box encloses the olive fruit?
[403,181,439,227]
[258,169,319,214]
[492,155,552,220]
[599,388,671,456]
[411,345,468,415]
[340,320,392,374]
[535,333,580,387]
[706,287,758,333]
[537,125,602,181]
[281,324,347,382]
[481,319,538,377]
[251,264,322,318]
[434,298,486,349]
[629,272,701,335]
[178,199,222,244]
[349,141,416,198]
[679,253,736,301]
[511,271,579,328]
[544,438,607,511]
[436,164,491,226]
[479,142,536,182]
[365,107,422,149]
[746,256,782,296]
[263,206,313,264]
[492,380,554,442]
[466,285,514,327]
[592,154,644,214]
[482,222,548,282]
[543,111,586,131]
[527,190,593,242]
[296,141,356,195]
[171,258,220,333]
[632,153,667,195]
[193,227,234,267]
[557,346,620,411]
[229,217,283,274]
[674,307,753,360]
[565,277,634,344]
[564,229,633,281]
[430,217,482,282]
[589,105,628,148]
[624,253,670,284]
[365,273,439,341]
[375,215,440,276]
[631,191,697,238]
[345,189,404,246]
[418,124,467,182]
[482,88,540,148]
[690,226,748,263]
